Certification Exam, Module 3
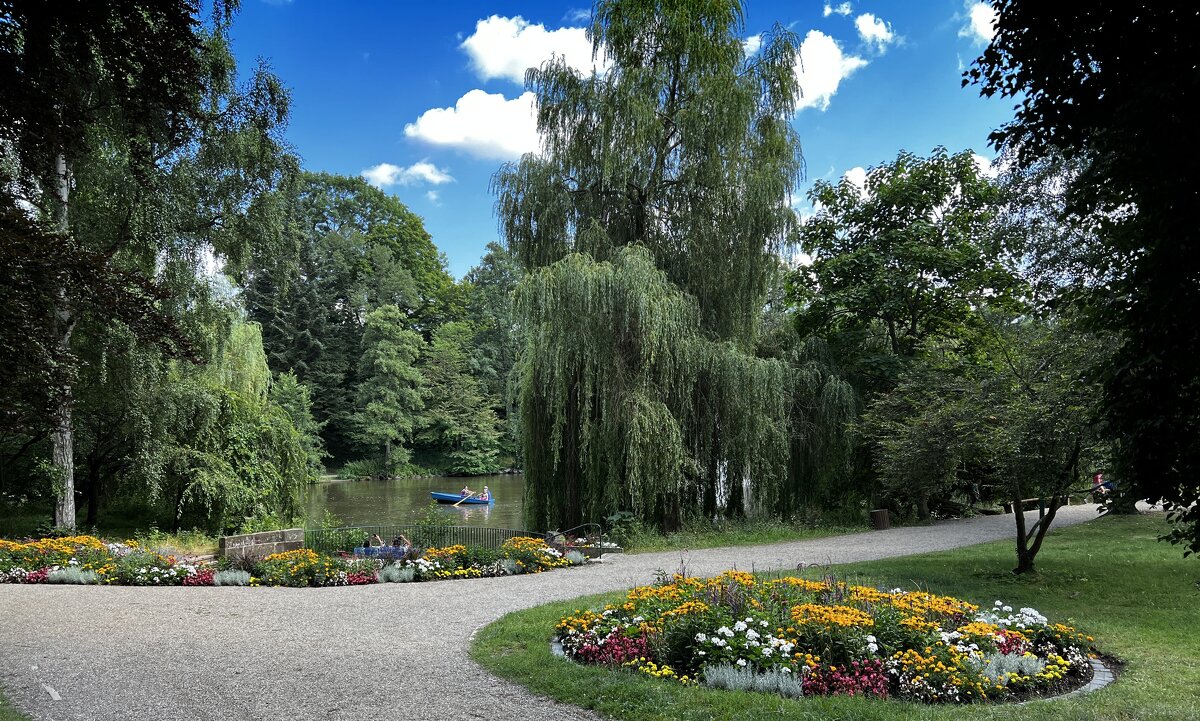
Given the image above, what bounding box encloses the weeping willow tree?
[516,248,789,530]
[496,0,808,530]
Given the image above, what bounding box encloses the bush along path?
[0,504,1112,721]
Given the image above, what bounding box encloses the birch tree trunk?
[51,153,77,529]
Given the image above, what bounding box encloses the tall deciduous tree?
[495,0,802,529]
[0,0,209,528]
[1,1,294,528]
[793,147,1016,391]
[968,2,1200,552]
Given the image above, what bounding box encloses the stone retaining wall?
[218,528,304,559]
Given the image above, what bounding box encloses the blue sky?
[229,0,1006,278]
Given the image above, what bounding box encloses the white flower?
[718,626,735,638]
[712,638,727,648]
[762,648,773,657]
[736,659,747,667]
[1002,605,1013,613]
[697,650,706,656]
[760,620,769,628]
[695,633,708,643]
[733,621,748,632]
[745,629,760,641]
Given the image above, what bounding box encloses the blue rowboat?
[431,491,494,505]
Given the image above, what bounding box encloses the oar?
[452,492,477,508]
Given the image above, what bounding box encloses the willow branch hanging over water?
[496,0,842,530]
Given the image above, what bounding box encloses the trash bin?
[870,509,890,530]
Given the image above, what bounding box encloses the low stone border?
[1039,657,1116,702]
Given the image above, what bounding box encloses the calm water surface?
[304,474,528,530]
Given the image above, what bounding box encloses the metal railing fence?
[304,524,538,554]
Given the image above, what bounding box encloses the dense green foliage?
[968,3,1200,552]
[1,0,1193,565]
[497,0,836,530]
[350,305,426,477]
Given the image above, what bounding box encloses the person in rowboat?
[460,485,473,497]
[479,485,490,502]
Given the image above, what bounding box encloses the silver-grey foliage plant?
[47,567,99,585]
[378,564,415,583]
[702,664,805,699]
[213,570,252,586]
[973,652,1047,686]
[565,550,587,566]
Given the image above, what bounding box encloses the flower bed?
[554,570,1098,703]
[0,534,581,588]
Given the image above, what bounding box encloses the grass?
[622,517,867,554]
[0,693,30,721]
[472,513,1200,721]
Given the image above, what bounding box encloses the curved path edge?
[0,504,1119,721]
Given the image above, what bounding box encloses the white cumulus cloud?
[425,190,441,205]
[794,30,867,112]
[842,166,868,196]
[460,15,606,84]
[959,2,996,44]
[743,34,762,57]
[823,2,852,17]
[971,153,998,179]
[404,89,539,160]
[855,13,895,53]
[361,161,454,189]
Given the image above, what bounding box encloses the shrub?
[47,567,100,585]
[339,458,386,480]
[213,570,252,586]
[500,558,522,576]
[565,550,587,566]
[974,651,1047,687]
[378,564,416,583]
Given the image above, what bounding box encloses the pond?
[304,474,529,530]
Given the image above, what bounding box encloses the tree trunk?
[915,494,930,521]
[51,153,77,530]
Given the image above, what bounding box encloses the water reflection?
[305,474,527,530]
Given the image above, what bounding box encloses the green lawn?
[472,513,1200,721]
[623,518,866,554]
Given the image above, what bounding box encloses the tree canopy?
[496,0,808,530]
[968,2,1200,552]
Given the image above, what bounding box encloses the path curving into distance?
[0,505,1110,721]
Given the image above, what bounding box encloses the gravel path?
[0,505,1107,721]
